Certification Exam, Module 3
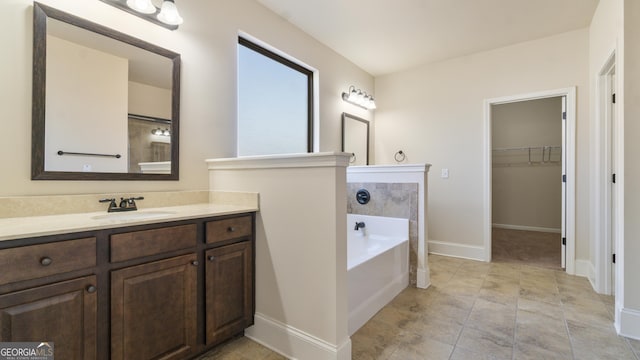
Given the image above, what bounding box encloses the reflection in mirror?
[342,113,370,166]
[32,2,180,180]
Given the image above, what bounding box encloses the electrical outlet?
[441,168,449,179]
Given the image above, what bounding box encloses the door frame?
[483,87,576,274]
[595,52,619,295]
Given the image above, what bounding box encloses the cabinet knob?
[207,255,215,262]
[191,260,199,266]
[86,285,97,293]
[227,226,235,232]
[40,257,53,266]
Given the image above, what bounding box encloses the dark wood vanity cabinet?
[205,241,253,345]
[0,275,98,359]
[0,212,255,360]
[111,254,198,360]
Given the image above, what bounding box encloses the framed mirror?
[341,113,370,165]
[32,2,181,180]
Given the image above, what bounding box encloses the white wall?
[374,29,589,261]
[0,0,372,196]
[492,97,562,231]
[45,35,128,173]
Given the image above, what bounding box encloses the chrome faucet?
[354,221,366,231]
[99,196,144,212]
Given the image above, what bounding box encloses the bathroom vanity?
[0,207,255,360]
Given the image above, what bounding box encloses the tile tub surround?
[348,182,419,286]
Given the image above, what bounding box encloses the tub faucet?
[354,221,366,231]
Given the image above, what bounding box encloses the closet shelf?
[492,145,561,167]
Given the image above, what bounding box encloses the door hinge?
[613,93,616,104]
[562,174,566,183]
[562,237,566,245]
[613,173,616,183]
[613,253,616,263]
[562,111,567,120]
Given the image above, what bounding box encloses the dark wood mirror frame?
[32,2,181,180]
[341,112,370,165]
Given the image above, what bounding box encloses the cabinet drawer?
[111,224,197,263]
[206,216,252,244]
[0,238,96,284]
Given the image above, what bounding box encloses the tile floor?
[199,255,640,360]
[492,228,561,270]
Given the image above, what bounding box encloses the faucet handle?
[99,198,118,212]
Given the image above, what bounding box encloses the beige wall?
[492,97,562,230]
[128,81,171,119]
[624,0,640,316]
[0,0,372,196]
[588,0,622,291]
[374,29,589,260]
[208,155,349,359]
[45,35,128,173]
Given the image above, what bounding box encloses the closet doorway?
[492,97,563,269]
[483,88,576,274]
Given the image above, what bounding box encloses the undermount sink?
[91,210,177,221]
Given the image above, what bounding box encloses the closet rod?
[492,145,561,152]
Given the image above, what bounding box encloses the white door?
[610,73,617,293]
[561,96,567,269]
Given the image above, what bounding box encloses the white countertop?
[0,203,258,242]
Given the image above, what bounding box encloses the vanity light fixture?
[100,0,183,30]
[151,128,171,136]
[157,0,183,26]
[126,0,155,14]
[342,85,377,110]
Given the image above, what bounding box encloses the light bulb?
[368,97,377,110]
[347,87,358,102]
[157,0,184,25]
[126,0,156,14]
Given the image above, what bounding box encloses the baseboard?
[574,259,595,286]
[620,307,640,340]
[428,240,485,261]
[349,272,408,335]
[245,313,351,360]
[417,268,431,289]
[492,223,561,234]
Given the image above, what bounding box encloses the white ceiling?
[256,0,600,76]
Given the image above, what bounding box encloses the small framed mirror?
[342,112,370,165]
[32,2,181,180]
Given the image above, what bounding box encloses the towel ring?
[349,153,356,164]
[394,150,406,163]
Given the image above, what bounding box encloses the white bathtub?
[347,214,409,335]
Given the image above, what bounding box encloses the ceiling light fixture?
[342,85,376,110]
[100,0,183,30]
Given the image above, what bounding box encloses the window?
[237,37,314,156]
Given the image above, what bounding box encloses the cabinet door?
[205,241,253,345]
[111,254,197,360]
[0,275,97,360]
